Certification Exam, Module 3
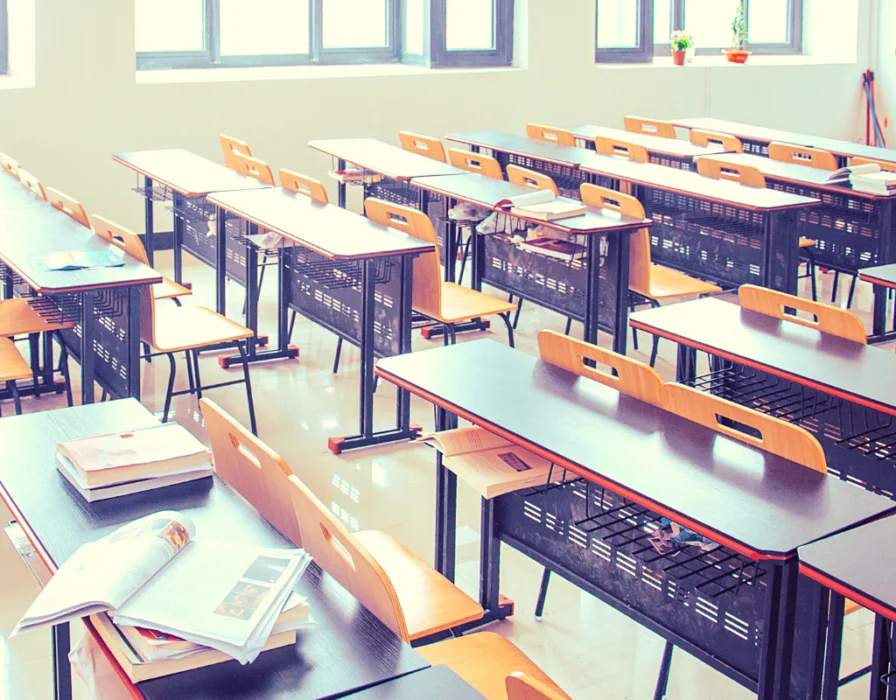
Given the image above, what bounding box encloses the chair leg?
[191,349,203,399]
[162,352,177,423]
[442,324,451,347]
[564,317,573,336]
[100,390,108,402]
[512,298,524,330]
[236,341,258,436]
[55,332,73,408]
[333,338,343,375]
[653,641,675,700]
[28,334,40,399]
[846,273,858,309]
[831,271,840,303]
[631,303,640,351]
[534,568,551,619]
[649,336,660,368]
[808,261,818,302]
[8,380,21,415]
[185,350,195,395]
[288,311,298,343]
[498,313,515,348]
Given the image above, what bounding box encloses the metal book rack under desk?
[481,151,586,200]
[577,139,698,171]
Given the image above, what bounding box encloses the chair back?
[594,137,649,163]
[229,152,276,185]
[447,149,504,180]
[507,672,569,700]
[690,129,743,153]
[525,124,577,147]
[219,134,252,170]
[538,330,664,407]
[738,284,866,344]
[16,168,46,200]
[398,131,447,162]
[0,153,19,177]
[199,399,304,547]
[506,165,559,195]
[768,142,838,171]
[45,187,91,228]
[662,384,827,473]
[580,183,651,295]
[279,169,329,203]
[624,116,676,139]
[696,158,766,188]
[850,156,896,173]
[364,198,442,319]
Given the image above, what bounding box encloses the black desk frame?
[576,138,700,171]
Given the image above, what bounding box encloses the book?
[30,250,125,272]
[827,162,881,182]
[516,237,586,262]
[510,200,587,221]
[418,426,554,499]
[851,170,896,186]
[495,189,556,209]
[57,423,212,489]
[850,182,896,196]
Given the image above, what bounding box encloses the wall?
[0,0,874,232]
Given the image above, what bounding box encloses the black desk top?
[0,172,46,211]
[307,138,464,180]
[342,665,485,699]
[208,188,435,260]
[859,262,896,289]
[411,173,651,235]
[444,131,593,167]
[799,516,896,622]
[112,150,273,198]
[0,400,427,700]
[669,118,826,150]
[0,206,161,293]
[375,340,895,559]
[567,124,725,158]
[629,296,896,416]
[579,154,818,211]
[812,138,896,165]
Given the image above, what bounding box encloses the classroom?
[1,1,895,698]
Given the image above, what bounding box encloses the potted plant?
[670,30,694,66]
[723,0,750,63]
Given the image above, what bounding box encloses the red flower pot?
[672,50,686,66]
[722,49,751,64]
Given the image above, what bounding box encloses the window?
[596,0,801,63]
[136,0,513,71]
[0,0,8,75]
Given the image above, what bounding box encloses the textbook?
[418,426,553,499]
[516,237,586,262]
[496,189,587,221]
[30,250,125,272]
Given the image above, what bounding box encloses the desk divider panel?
[577,139,697,171]
[493,153,586,200]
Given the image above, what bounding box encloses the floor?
[0,248,887,699]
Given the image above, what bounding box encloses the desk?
[567,124,727,169]
[376,339,896,700]
[859,263,896,341]
[580,154,817,292]
[412,173,650,354]
[0,171,46,211]
[0,399,429,700]
[342,665,485,699]
[0,205,161,404]
[208,187,433,453]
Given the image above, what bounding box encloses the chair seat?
[353,529,483,640]
[429,282,517,324]
[418,632,572,700]
[149,305,253,353]
[152,277,192,301]
[636,265,721,301]
[0,338,32,382]
[0,298,74,336]
[799,237,817,249]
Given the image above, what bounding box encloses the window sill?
[0,73,35,90]
[597,54,855,69]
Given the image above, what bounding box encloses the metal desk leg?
[337,159,347,209]
[871,615,892,700]
[821,591,845,700]
[434,405,459,581]
[612,232,631,356]
[215,207,227,316]
[872,284,889,339]
[675,344,697,384]
[144,177,155,267]
[758,558,798,700]
[80,292,95,405]
[126,287,142,400]
[244,228,260,360]
[804,577,830,700]
[52,622,72,700]
[473,496,514,627]
[443,196,458,284]
[583,233,601,347]
[172,192,185,285]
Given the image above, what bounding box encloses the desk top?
[629,296,896,416]
[0,400,427,700]
[411,173,651,235]
[112,149,273,198]
[0,173,47,211]
[859,262,896,289]
[308,138,464,180]
[799,516,896,622]
[567,124,726,159]
[208,188,435,260]
[669,118,826,150]
[579,154,818,212]
[445,131,593,167]
[0,206,161,293]
[343,665,485,699]
[376,340,895,559]
[812,138,896,166]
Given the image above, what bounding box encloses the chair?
[0,153,19,177]
[505,165,559,195]
[580,183,720,365]
[279,169,329,202]
[365,198,516,346]
[689,129,744,153]
[624,116,677,140]
[593,137,649,163]
[850,156,896,172]
[16,168,46,200]
[767,141,838,171]
[219,134,252,170]
[448,149,505,180]
[0,339,32,416]
[227,151,276,186]
[505,672,570,700]
[399,131,447,162]
[45,187,91,228]
[525,124,577,147]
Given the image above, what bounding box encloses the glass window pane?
[322,0,388,49]
[405,0,424,55]
[446,0,495,51]
[135,0,204,53]
[748,0,789,43]
[220,0,310,56]
[597,0,640,49]
[684,0,738,48]
[653,0,671,45]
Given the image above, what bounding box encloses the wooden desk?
[0,204,161,404]
[567,124,727,169]
[0,171,46,211]
[0,400,429,700]
[580,154,818,293]
[859,262,896,341]
[208,187,434,453]
[342,665,485,699]
[412,173,651,354]
[376,339,896,700]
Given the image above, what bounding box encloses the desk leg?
[612,232,631,356]
[443,196,457,284]
[583,232,601,347]
[126,287,142,400]
[479,498,500,611]
[52,622,72,700]
[172,192,184,285]
[244,227,260,360]
[80,293,95,405]
[804,578,830,700]
[435,405,458,581]
[758,559,798,700]
[820,591,844,700]
[675,344,697,384]
[872,285,888,339]
[871,615,893,700]
[337,159,347,209]
[215,207,227,316]
[144,177,155,267]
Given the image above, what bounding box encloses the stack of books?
[850,166,896,196]
[497,189,587,222]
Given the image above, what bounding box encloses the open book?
[15,511,311,665]
[496,189,586,221]
[30,250,126,272]
[826,162,880,182]
[418,427,554,499]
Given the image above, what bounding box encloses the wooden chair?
[94,218,258,433]
[45,187,91,228]
[0,339,32,417]
[0,153,19,177]
[448,149,504,180]
[738,284,867,344]
[689,129,743,153]
[399,131,447,162]
[624,116,676,140]
[505,165,559,196]
[279,169,329,202]
[851,156,896,172]
[593,137,649,163]
[579,184,720,365]
[525,124,577,147]
[768,142,838,171]
[219,134,252,170]
[227,151,276,186]
[16,168,46,200]
[506,672,570,700]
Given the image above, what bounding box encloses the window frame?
[594,0,654,64]
[0,0,8,76]
[429,0,514,69]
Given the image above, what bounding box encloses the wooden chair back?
[16,168,46,200]
[398,131,447,162]
[279,169,329,203]
[738,284,867,344]
[228,151,276,185]
[0,153,19,177]
[45,187,91,228]
[663,383,827,473]
[447,149,504,180]
[525,124,577,147]
[364,198,442,319]
[768,142,838,171]
[219,134,252,170]
[624,116,676,139]
[538,330,664,407]
[507,672,569,700]
[199,398,304,547]
[690,129,743,153]
[696,158,766,188]
[850,156,896,173]
[506,165,559,195]
[580,183,651,295]
[594,137,649,163]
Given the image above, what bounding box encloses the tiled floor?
[0,249,887,699]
